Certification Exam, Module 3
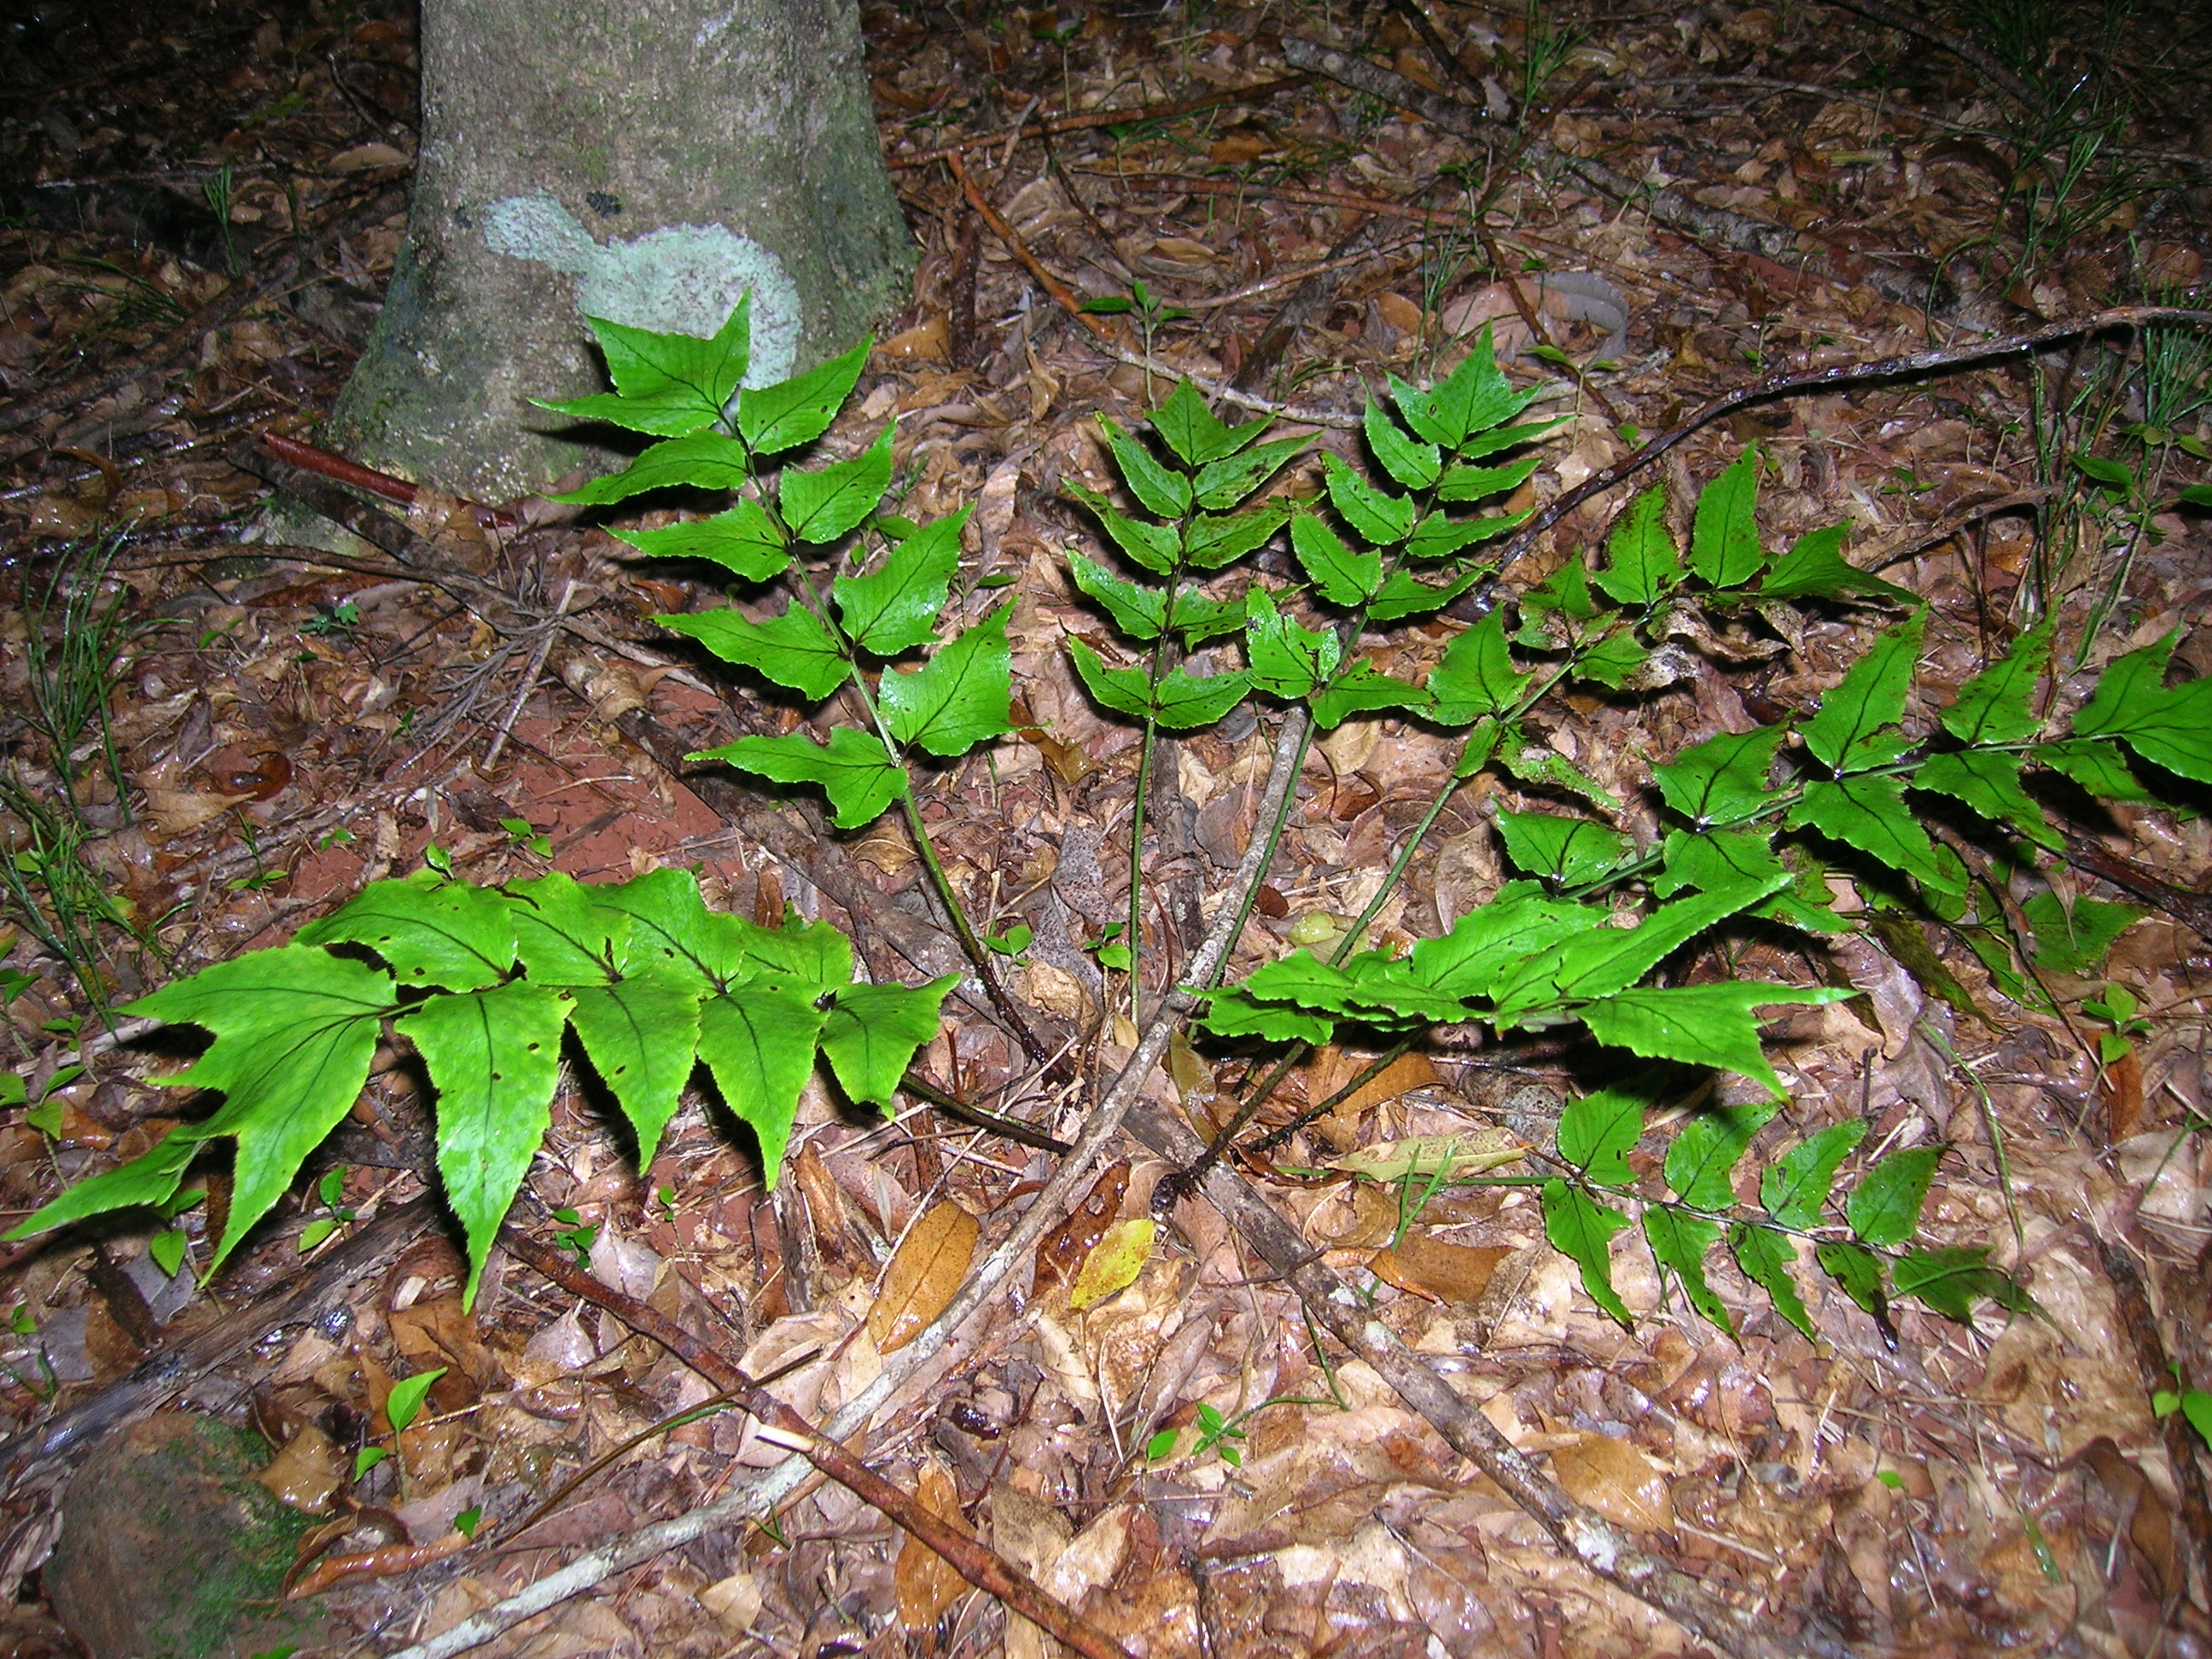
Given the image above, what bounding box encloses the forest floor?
[1,0,2211,1656]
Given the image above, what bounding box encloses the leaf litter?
[0,0,2209,1656]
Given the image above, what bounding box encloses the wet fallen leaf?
[879,315,949,363]
[1037,1161,1127,1297]
[894,1460,971,1632]
[868,1200,978,1353]
[1069,1218,1153,1313]
[1330,1132,1526,1182]
[1368,1233,1514,1304]
[1549,1432,1674,1533]
[254,1424,342,1514]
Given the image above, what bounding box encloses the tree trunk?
[324,0,911,502]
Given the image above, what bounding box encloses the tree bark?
[324,0,912,501]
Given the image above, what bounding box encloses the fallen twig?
[501,1231,1130,1659]
[1493,306,2212,573]
[888,75,1305,169]
[258,432,522,531]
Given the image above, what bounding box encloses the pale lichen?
[481,193,800,384]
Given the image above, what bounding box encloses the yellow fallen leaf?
[1068,1218,1154,1313]
[868,1200,978,1353]
[1329,1132,1526,1183]
[1550,1432,1674,1533]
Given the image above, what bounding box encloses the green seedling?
[550,1208,597,1261]
[2083,981,2152,1065]
[299,1166,356,1254]
[500,818,554,859]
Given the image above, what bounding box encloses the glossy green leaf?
[693,729,906,829]
[1406,884,1608,1002]
[1193,434,1307,512]
[1323,453,1415,544]
[1426,612,1528,725]
[1912,750,2059,849]
[1573,631,1650,691]
[1893,1245,2028,1321]
[1654,827,1786,899]
[1496,876,1788,1016]
[820,977,957,1106]
[1496,811,1629,887]
[1541,1178,1632,1326]
[1366,564,1488,623]
[1846,1145,1941,1247]
[1755,523,1918,603]
[1067,552,1167,640]
[881,602,1014,757]
[1590,486,1680,607]
[1558,1086,1645,1185]
[1663,1099,1777,1208]
[1101,420,1190,518]
[538,299,749,435]
[1434,454,1541,505]
[1760,1119,1867,1229]
[1364,399,1441,490]
[1308,661,1428,729]
[1243,588,1338,700]
[4,1126,203,1243]
[1405,508,1527,563]
[736,336,870,455]
[568,978,701,1167]
[1291,510,1382,606]
[2031,736,2153,803]
[591,869,752,992]
[1644,1208,1731,1331]
[554,432,753,505]
[1391,330,1537,449]
[1195,986,1336,1045]
[502,871,628,984]
[1150,378,1262,466]
[1067,485,1179,573]
[1735,1224,1816,1338]
[1790,774,1946,890]
[834,509,965,655]
[386,1365,447,1435]
[1653,726,1786,829]
[1802,614,1922,774]
[780,426,893,544]
[696,986,829,1178]
[1183,503,1291,570]
[610,499,789,582]
[1941,620,2052,746]
[2021,892,2143,975]
[660,602,848,700]
[1582,983,1842,1096]
[2073,633,2212,783]
[296,876,516,992]
[1067,639,1250,730]
[1815,1238,1886,1315]
[1688,448,1764,588]
[401,981,570,1303]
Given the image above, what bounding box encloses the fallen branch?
[382,710,1313,1659]
[888,74,1305,169]
[1493,306,2212,573]
[501,1231,1130,1659]
[257,432,522,531]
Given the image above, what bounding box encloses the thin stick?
[1493,306,2212,573]
[1098,169,1476,228]
[500,1231,1132,1659]
[889,75,1306,169]
[483,579,574,772]
[257,432,521,530]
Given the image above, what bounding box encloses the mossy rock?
[47,1412,330,1659]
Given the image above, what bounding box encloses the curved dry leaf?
[1549,1431,1674,1534]
[869,1199,979,1353]
[1368,1233,1515,1305]
[1069,1218,1154,1313]
[1330,1131,1526,1183]
[895,1460,972,1632]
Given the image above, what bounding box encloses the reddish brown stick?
[503,1229,1132,1659]
[946,153,1118,346]
[1098,168,1470,228]
[889,75,1305,169]
[257,431,521,530]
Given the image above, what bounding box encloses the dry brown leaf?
[879,315,949,363]
[895,1459,973,1632]
[869,1199,978,1353]
[327,141,411,171]
[1307,1047,1441,1150]
[1329,1132,1526,1182]
[697,1571,763,1635]
[1037,1161,1127,1297]
[255,1423,344,1513]
[1368,1234,1514,1305]
[1548,1432,1674,1533]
